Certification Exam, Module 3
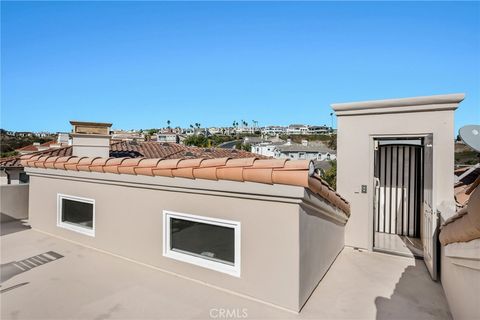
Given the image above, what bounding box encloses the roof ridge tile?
[22,155,350,215]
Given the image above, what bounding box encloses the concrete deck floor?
[1,223,451,319]
[374,232,424,257]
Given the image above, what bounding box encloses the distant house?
[234,126,255,134]
[183,128,211,136]
[286,124,309,135]
[308,125,330,135]
[111,130,145,141]
[250,142,282,158]
[261,126,286,136]
[14,132,34,137]
[260,125,332,136]
[16,141,65,155]
[275,140,336,161]
[34,131,52,138]
[251,139,335,161]
[156,133,180,143]
[208,127,223,135]
[15,133,71,155]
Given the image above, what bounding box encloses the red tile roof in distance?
[15,140,66,152]
[20,154,350,215]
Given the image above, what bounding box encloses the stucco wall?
[440,240,480,319]
[27,169,348,312]
[0,183,29,221]
[336,109,456,249]
[71,135,110,158]
[298,205,345,309]
[28,170,344,311]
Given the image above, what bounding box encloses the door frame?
[367,133,434,252]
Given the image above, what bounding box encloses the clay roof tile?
[20,151,350,215]
[64,157,86,171]
[118,158,145,175]
[77,157,100,172]
[225,158,257,168]
[200,157,230,168]
[134,158,163,176]
[252,159,288,168]
[177,158,205,168]
[155,159,182,169]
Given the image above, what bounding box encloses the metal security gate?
[374,142,423,237]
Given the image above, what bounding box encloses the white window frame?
[163,210,241,277]
[57,193,95,237]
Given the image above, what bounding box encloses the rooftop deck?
[1,221,451,319]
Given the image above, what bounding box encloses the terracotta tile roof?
[15,140,66,152]
[0,155,23,168]
[16,144,42,152]
[440,181,480,245]
[20,154,350,215]
[1,145,75,169]
[110,141,186,158]
[454,165,480,207]
[110,141,262,160]
[440,165,480,245]
[2,141,265,168]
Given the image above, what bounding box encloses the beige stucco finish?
[26,168,347,312]
[1,229,452,319]
[71,134,111,158]
[440,240,480,319]
[438,201,480,320]
[0,184,29,221]
[332,93,464,250]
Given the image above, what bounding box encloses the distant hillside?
[0,134,55,157]
[455,142,479,165]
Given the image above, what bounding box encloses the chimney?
[70,121,112,158]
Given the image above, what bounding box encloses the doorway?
[373,138,424,257]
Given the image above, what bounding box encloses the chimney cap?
[70,121,112,127]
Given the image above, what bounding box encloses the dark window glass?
[170,218,235,265]
[61,199,93,229]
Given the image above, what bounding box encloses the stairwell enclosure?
[332,93,464,252]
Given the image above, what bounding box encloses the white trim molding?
[57,193,95,237]
[332,93,465,116]
[163,210,241,277]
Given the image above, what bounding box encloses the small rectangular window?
[163,211,241,277]
[57,194,95,237]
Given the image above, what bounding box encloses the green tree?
[321,160,337,190]
[327,134,337,150]
[1,150,19,158]
[146,129,157,136]
[184,135,209,147]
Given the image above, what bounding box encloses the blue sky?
[2,1,479,132]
